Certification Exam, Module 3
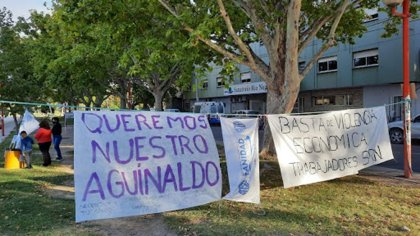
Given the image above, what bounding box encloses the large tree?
[27,6,115,108]
[0,8,44,129]
[50,0,213,111]
[159,0,419,154]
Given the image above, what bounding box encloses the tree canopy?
[158,0,419,154]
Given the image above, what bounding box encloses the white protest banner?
[19,109,39,135]
[12,110,39,149]
[221,117,260,204]
[74,111,222,222]
[267,106,394,188]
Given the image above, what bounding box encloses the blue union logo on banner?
[238,180,250,195]
[233,121,246,133]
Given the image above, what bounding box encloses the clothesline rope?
[0,99,408,117]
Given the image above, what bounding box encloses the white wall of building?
[363,84,420,120]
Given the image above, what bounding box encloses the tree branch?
[283,0,301,92]
[232,0,272,52]
[299,0,351,81]
[248,49,271,82]
[298,16,332,54]
[159,0,252,67]
[328,0,350,39]
[159,64,180,91]
[299,41,333,80]
[216,0,257,69]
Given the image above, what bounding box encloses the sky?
[1,0,52,21]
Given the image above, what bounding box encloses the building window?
[313,96,336,105]
[201,79,208,90]
[353,49,378,68]
[336,95,353,106]
[293,97,305,113]
[363,8,378,22]
[298,61,305,72]
[240,72,252,83]
[318,56,337,73]
[389,96,402,121]
[216,77,224,87]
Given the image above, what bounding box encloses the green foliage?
[23,0,216,109]
[159,0,418,81]
[381,2,420,38]
[0,8,44,116]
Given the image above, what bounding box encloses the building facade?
[186,9,420,120]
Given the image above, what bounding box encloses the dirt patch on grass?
[80,214,176,236]
[42,170,176,235]
[42,178,177,235]
[44,184,75,200]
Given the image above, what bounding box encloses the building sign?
[224,82,267,96]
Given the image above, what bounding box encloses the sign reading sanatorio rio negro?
[223,81,267,96]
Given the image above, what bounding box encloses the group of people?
[19,117,63,168]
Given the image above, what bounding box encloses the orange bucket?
[4,150,21,169]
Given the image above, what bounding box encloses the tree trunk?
[83,102,92,111]
[12,112,19,132]
[120,96,127,109]
[166,92,173,109]
[261,74,300,158]
[94,97,105,109]
[261,87,283,157]
[153,92,164,111]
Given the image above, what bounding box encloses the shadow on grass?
[0,180,75,234]
[30,173,73,186]
[330,175,375,185]
[165,205,334,235]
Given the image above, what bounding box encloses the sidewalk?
[359,165,420,186]
[0,117,17,143]
[55,125,74,168]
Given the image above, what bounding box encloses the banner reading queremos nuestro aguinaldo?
[74,111,222,222]
[267,106,394,188]
[221,117,260,204]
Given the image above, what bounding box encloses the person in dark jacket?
[34,120,52,166]
[51,117,63,161]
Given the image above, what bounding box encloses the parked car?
[193,101,225,125]
[388,114,420,144]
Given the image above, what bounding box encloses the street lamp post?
[383,0,412,178]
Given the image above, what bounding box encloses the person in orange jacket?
[34,120,52,166]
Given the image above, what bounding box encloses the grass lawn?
[164,160,420,236]
[0,131,419,235]
[0,134,86,235]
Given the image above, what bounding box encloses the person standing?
[52,117,63,161]
[20,131,34,169]
[34,120,52,166]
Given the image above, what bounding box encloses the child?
[20,131,34,169]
